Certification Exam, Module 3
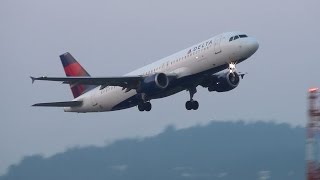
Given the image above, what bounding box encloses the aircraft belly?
[97,88,136,111]
[149,86,185,99]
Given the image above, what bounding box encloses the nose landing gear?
[185,87,199,110]
[185,100,199,110]
[228,62,237,73]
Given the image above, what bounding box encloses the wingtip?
[31,103,44,107]
[30,76,35,84]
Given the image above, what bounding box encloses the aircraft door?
[214,36,222,54]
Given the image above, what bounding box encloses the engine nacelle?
[137,73,169,94]
[208,72,240,92]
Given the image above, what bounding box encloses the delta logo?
[187,40,213,54]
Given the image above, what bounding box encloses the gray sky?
[0,0,319,175]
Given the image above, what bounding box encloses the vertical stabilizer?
[60,52,96,98]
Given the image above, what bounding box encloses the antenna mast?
[307,88,320,180]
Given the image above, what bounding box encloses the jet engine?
[137,73,169,94]
[207,72,240,92]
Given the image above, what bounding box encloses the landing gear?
[185,87,199,110]
[137,93,152,112]
[228,61,237,73]
[138,102,152,112]
[185,100,199,110]
[145,102,151,111]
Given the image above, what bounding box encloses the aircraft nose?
[246,37,259,54]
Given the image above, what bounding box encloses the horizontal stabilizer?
[32,101,82,107]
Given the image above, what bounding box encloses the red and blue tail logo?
[60,52,96,98]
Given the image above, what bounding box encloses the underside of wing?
[31,76,143,90]
[32,101,82,107]
[30,74,178,91]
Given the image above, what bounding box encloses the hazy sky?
[0,0,319,175]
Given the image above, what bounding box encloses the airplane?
[31,31,259,112]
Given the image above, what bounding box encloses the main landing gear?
[137,93,152,112]
[185,87,199,110]
[137,88,200,111]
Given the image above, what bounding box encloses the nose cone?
[246,37,259,54]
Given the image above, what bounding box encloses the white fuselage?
[65,32,258,112]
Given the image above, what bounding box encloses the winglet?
[30,76,36,84]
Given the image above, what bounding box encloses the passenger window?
[229,37,233,41]
[234,35,239,40]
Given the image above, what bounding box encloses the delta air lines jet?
[31,32,259,112]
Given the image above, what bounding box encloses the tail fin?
[60,52,96,98]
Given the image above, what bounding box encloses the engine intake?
[137,73,169,94]
[208,72,240,92]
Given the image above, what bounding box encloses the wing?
[31,76,144,90]
[32,101,82,107]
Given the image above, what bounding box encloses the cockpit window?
[229,34,248,42]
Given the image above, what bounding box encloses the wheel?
[185,101,192,110]
[192,101,199,110]
[138,104,144,111]
[145,102,152,111]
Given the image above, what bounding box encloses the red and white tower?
[307,88,320,180]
